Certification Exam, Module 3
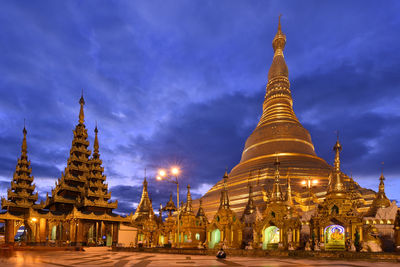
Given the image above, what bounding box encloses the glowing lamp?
[159,170,166,177]
[31,217,37,222]
[301,181,307,185]
[312,180,318,185]
[171,167,180,175]
[156,176,162,181]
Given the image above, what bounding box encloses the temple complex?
[0,95,128,246]
[1,17,399,253]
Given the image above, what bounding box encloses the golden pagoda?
[0,95,128,246]
[199,16,334,218]
[1,126,39,212]
[206,171,243,249]
[45,94,91,211]
[198,17,378,219]
[129,177,161,247]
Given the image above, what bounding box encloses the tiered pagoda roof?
[82,125,117,212]
[1,127,38,211]
[45,95,91,211]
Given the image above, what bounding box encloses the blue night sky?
[0,1,399,215]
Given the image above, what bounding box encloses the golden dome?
[199,17,333,219]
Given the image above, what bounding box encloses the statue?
[288,242,295,251]
[314,240,321,251]
[362,225,383,252]
[305,240,312,251]
[348,239,356,252]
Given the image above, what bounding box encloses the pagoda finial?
[287,170,293,206]
[219,170,230,209]
[379,162,385,193]
[93,124,99,154]
[333,131,342,172]
[79,90,85,124]
[272,14,286,57]
[327,134,345,195]
[271,156,284,202]
[21,123,27,155]
[185,184,193,213]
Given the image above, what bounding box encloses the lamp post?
[157,167,180,248]
[301,177,318,210]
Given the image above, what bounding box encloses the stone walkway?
[1,247,400,266]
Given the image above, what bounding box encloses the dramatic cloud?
[0,1,399,213]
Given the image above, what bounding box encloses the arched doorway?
[209,229,220,249]
[324,225,345,250]
[263,226,280,250]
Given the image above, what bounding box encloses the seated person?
[216,248,226,259]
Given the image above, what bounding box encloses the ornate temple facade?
[0,95,129,246]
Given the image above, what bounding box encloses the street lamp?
[157,166,181,248]
[301,177,318,209]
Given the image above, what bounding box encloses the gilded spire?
[93,124,99,154]
[133,176,154,220]
[219,170,230,209]
[22,125,27,155]
[268,15,288,81]
[287,174,293,206]
[327,135,346,197]
[185,184,193,213]
[243,179,255,215]
[366,167,391,216]
[79,91,85,124]
[270,156,284,202]
[196,198,206,218]
[374,165,390,208]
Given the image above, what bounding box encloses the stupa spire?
[196,198,206,218]
[243,178,255,215]
[328,134,345,194]
[93,123,99,154]
[1,126,38,211]
[270,156,284,202]
[133,176,154,220]
[79,90,85,124]
[184,184,193,213]
[219,170,230,209]
[286,175,294,206]
[366,166,391,216]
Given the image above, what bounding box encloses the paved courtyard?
[1,247,400,267]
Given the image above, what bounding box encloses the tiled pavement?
[1,247,400,267]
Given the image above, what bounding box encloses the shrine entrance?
[209,229,220,249]
[263,226,280,250]
[324,225,345,250]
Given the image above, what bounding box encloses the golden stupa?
[199,18,375,218]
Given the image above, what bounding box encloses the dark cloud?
[0,1,399,213]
